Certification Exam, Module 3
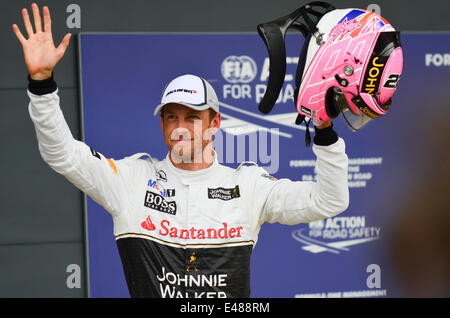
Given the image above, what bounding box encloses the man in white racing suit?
[14,4,349,298]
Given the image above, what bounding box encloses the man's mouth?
[171,139,193,144]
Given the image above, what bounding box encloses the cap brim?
[153,102,214,117]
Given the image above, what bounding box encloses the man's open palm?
[12,3,71,80]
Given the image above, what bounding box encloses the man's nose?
[171,126,191,140]
[174,118,188,129]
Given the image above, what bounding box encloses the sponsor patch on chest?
[144,191,177,215]
[207,185,240,201]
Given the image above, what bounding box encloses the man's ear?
[204,112,221,142]
[210,112,221,130]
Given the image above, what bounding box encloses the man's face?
[160,103,220,163]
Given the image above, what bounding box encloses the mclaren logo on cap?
[165,88,198,96]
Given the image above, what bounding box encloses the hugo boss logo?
[144,191,177,215]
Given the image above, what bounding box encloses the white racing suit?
[28,86,349,298]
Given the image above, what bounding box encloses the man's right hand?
[12,3,71,81]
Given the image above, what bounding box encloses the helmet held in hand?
[257,2,403,132]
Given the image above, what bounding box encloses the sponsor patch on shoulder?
[261,173,278,181]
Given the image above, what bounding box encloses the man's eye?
[188,115,200,119]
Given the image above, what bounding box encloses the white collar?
[164,151,219,185]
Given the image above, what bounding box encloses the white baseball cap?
[153,74,219,116]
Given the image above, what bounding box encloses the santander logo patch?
[140,216,243,240]
[141,216,156,231]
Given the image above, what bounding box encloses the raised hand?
[12,3,71,80]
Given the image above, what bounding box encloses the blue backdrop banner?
[79,32,450,298]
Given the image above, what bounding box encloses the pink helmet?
[258,2,403,134]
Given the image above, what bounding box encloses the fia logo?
[221,55,257,83]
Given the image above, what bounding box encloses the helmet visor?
[335,93,374,132]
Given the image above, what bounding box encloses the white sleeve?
[255,138,349,225]
[28,89,133,217]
